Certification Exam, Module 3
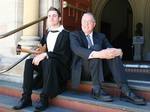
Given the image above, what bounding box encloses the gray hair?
[82,12,96,22]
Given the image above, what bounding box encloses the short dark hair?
[48,7,61,17]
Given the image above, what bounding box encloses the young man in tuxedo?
[69,12,146,105]
[13,7,71,111]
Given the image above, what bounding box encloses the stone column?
[48,0,60,8]
[53,0,60,9]
[18,0,40,50]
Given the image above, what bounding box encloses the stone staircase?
[0,78,150,112]
[0,94,74,112]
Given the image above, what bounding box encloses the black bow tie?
[50,30,59,33]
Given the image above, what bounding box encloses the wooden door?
[61,0,91,31]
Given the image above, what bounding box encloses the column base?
[18,35,41,55]
[19,35,41,47]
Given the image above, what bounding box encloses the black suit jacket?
[41,29,72,70]
[33,29,72,90]
[70,31,112,88]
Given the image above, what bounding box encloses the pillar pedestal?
[18,0,40,54]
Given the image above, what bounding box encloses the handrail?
[63,1,86,12]
[0,16,47,73]
[0,54,31,74]
[0,16,47,39]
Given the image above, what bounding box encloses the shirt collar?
[86,32,93,38]
[48,25,64,32]
[89,32,93,38]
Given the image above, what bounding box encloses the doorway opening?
[100,0,133,61]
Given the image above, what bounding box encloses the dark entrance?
[101,0,133,61]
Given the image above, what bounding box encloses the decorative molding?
[92,0,109,31]
[128,0,136,34]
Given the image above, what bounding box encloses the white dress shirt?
[46,25,64,52]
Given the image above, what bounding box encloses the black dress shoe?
[34,99,49,111]
[13,97,32,110]
[120,84,146,105]
[91,88,113,102]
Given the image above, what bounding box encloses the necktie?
[86,35,92,48]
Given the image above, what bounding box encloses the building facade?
[0,0,150,79]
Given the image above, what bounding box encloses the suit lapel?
[53,31,63,51]
[93,32,99,45]
[79,31,88,48]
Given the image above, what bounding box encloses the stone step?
[0,80,150,112]
[1,77,150,101]
[0,94,74,112]
[67,80,150,101]
[1,74,150,101]
[0,105,13,112]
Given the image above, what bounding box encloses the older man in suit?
[13,7,71,111]
[70,12,146,105]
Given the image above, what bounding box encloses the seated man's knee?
[89,58,102,64]
[25,58,33,65]
[89,58,101,62]
[113,56,121,61]
[40,58,48,65]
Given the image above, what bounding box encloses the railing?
[63,1,86,12]
[0,16,47,73]
[0,54,30,74]
[0,16,47,39]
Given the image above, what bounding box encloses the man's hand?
[32,53,47,66]
[99,48,123,59]
[106,48,123,58]
[89,48,123,59]
[34,44,47,55]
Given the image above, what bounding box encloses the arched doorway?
[100,0,133,61]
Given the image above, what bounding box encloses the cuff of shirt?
[43,52,48,59]
[88,51,95,59]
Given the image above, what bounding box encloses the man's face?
[81,14,96,35]
[47,10,61,27]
